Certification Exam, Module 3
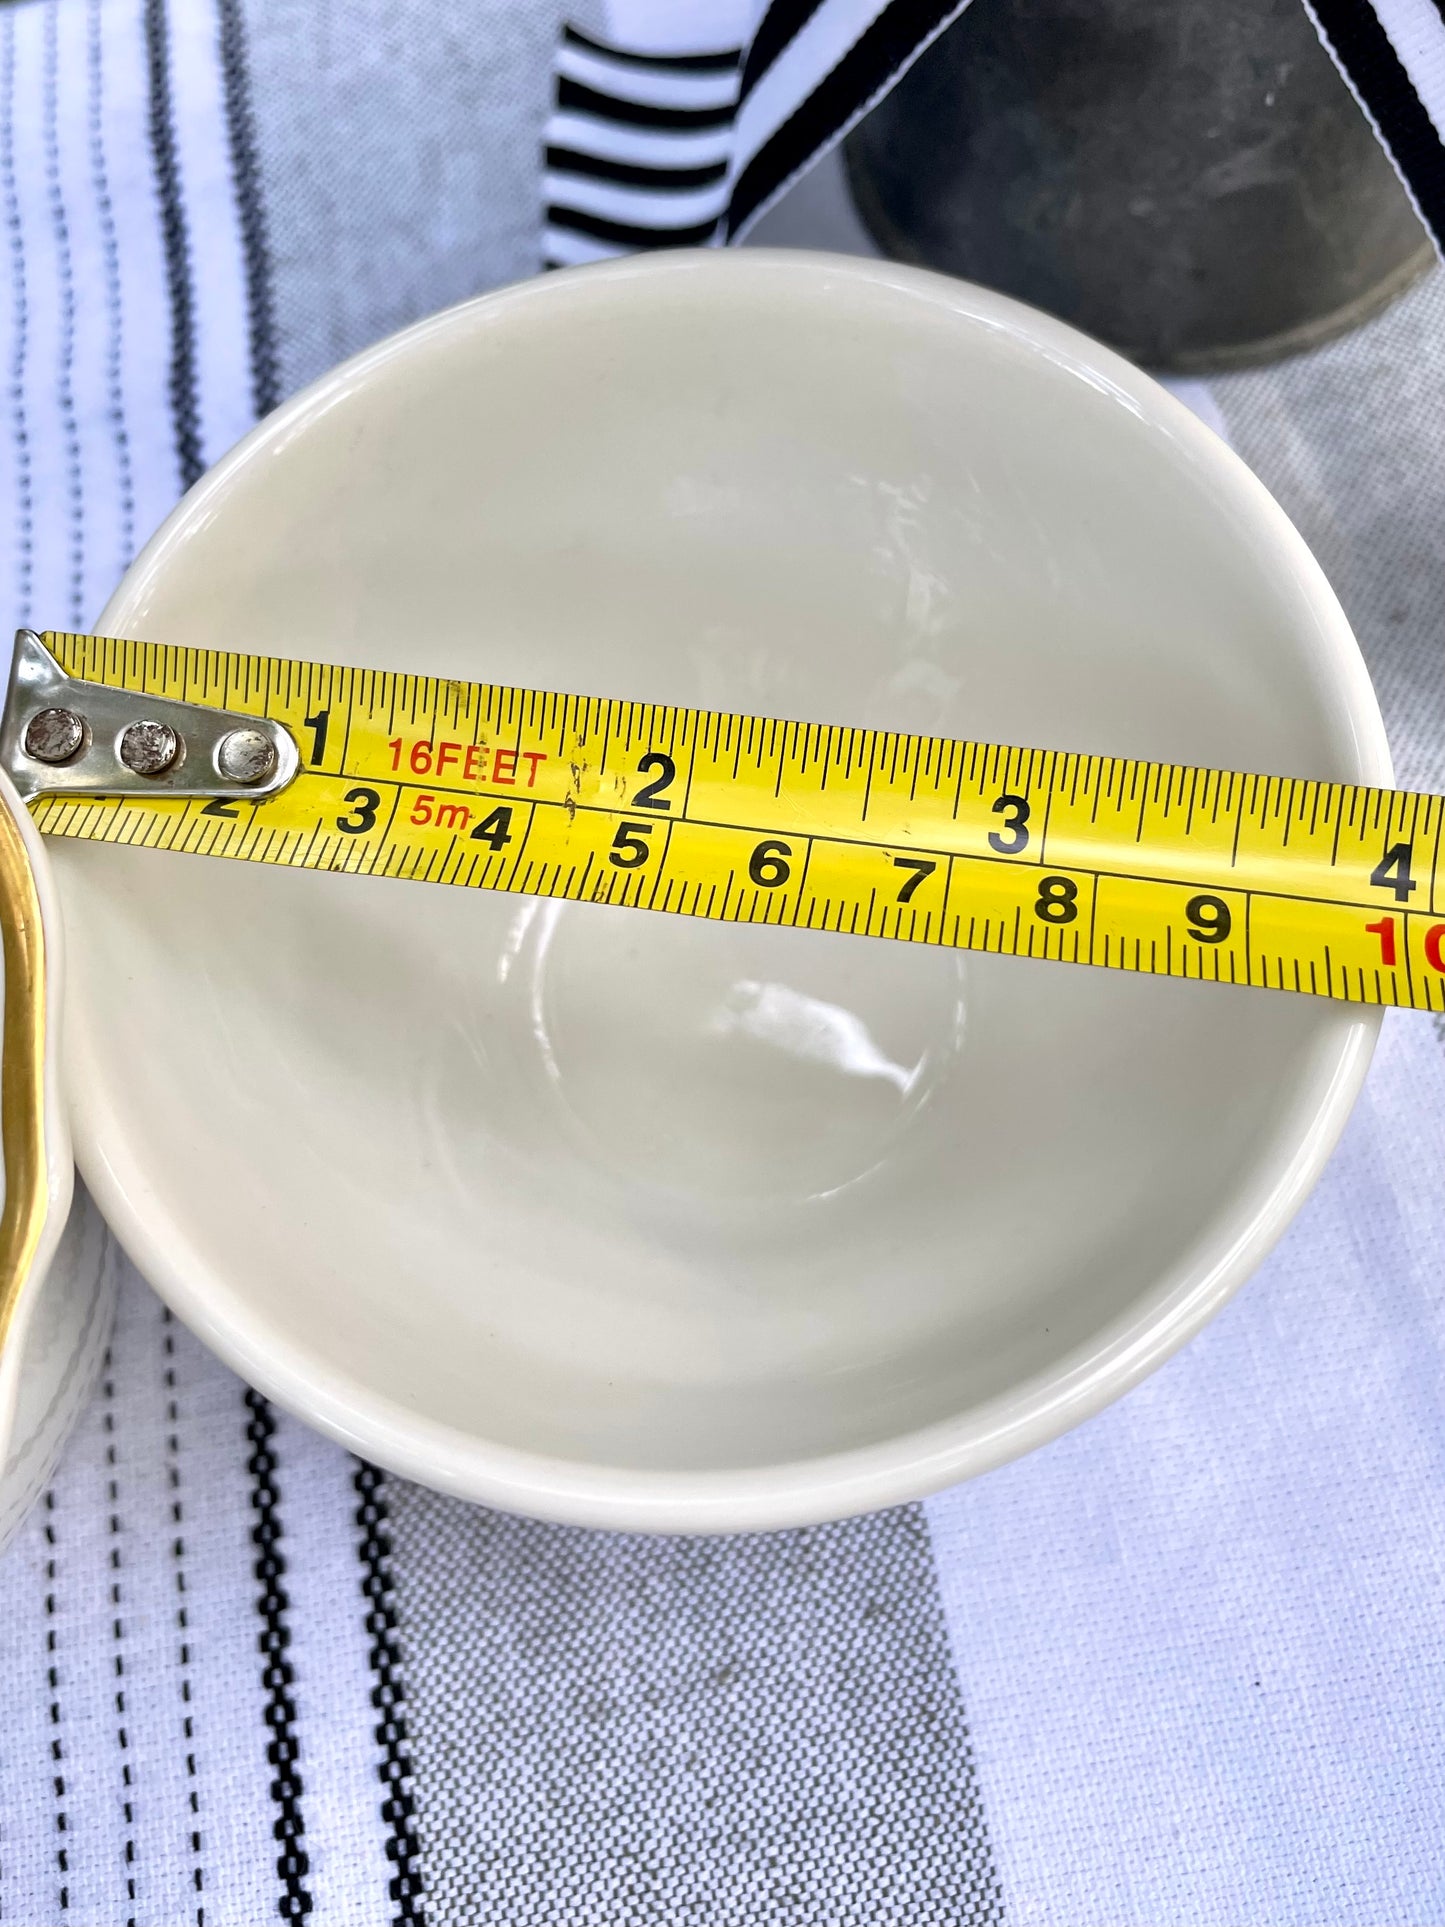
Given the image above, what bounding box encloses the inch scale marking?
[28,630,1445,1012]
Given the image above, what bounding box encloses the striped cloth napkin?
[0,4,1442,1924]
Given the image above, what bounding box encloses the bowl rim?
[66,248,1392,1532]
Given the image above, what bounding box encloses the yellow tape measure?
[29,630,1445,1013]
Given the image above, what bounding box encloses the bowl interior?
[59,253,1380,1519]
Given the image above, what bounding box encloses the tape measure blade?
[28,632,1445,1015]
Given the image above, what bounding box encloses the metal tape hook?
[0,630,299,804]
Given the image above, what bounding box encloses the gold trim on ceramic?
[0,795,47,1359]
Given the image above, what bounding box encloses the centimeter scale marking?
[30,631,1445,1012]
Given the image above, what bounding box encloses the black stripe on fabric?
[726,0,967,238]
[143,0,203,490]
[563,22,741,72]
[1,10,33,628]
[216,0,280,417]
[557,74,736,130]
[354,1463,427,1927]
[87,0,136,570]
[101,1358,140,1927]
[42,1491,68,1914]
[162,1311,206,1926]
[740,0,827,103]
[244,1391,314,1922]
[548,204,724,248]
[545,144,728,190]
[1307,0,1445,242]
[42,0,84,629]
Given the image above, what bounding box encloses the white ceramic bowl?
[0,763,115,1550]
[56,252,1387,1532]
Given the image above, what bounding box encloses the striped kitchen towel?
[1307,0,1445,247]
[544,0,1445,264]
